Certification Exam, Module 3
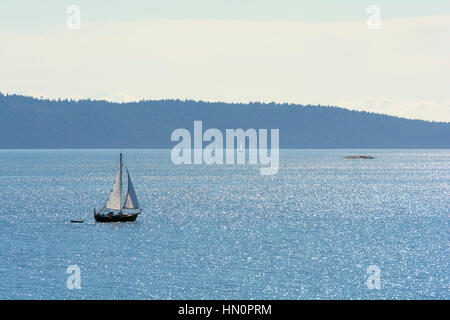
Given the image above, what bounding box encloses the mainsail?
[123,168,140,209]
[105,154,123,210]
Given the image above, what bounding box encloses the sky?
[0,0,449,122]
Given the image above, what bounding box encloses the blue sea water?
[0,149,448,300]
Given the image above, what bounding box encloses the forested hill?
[0,93,448,148]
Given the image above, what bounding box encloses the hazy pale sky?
[0,0,449,121]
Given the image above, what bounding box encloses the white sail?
[105,154,122,210]
[123,169,139,209]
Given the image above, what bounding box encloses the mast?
[119,152,123,210]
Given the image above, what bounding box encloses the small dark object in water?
[344,155,375,159]
[70,220,84,223]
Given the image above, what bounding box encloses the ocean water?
[0,149,448,300]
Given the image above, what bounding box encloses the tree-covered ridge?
[0,93,448,148]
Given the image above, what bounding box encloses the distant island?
[0,93,449,149]
[344,155,375,159]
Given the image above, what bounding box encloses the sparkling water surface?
[0,149,448,299]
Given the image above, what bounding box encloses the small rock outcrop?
[344,155,375,159]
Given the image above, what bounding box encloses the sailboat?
[94,153,142,222]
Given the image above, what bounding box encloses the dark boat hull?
[94,213,138,222]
